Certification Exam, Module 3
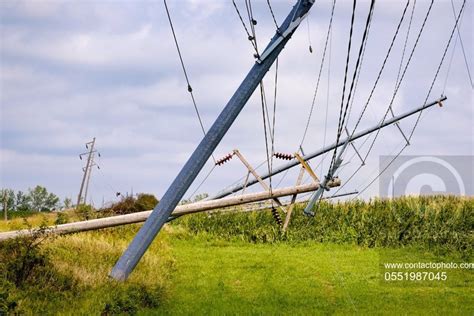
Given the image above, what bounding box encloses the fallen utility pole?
[109,0,316,281]
[0,179,340,242]
[210,96,447,200]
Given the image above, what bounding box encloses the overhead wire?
[395,0,416,89]
[408,0,466,142]
[354,141,408,198]
[450,0,473,88]
[344,1,375,129]
[442,28,459,94]
[163,0,216,164]
[347,1,434,198]
[328,0,357,172]
[325,0,411,199]
[232,0,259,53]
[260,83,274,194]
[306,15,313,53]
[361,0,434,162]
[329,0,375,173]
[245,0,259,54]
[353,0,466,199]
[299,0,336,148]
[388,0,416,138]
[186,164,217,201]
[320,1,335,175]
[337,0,375,145]
[269,58,279,195]
[266,0,279,30]
[349,0,411,138]
[331,0,412,197]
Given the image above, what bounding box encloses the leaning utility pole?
[83,150,100,205]
[77,138,97,206]
[110,0,316,281]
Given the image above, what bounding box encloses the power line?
[349,0,411,137]
[362,0,434,162]
[245,0,259,54]
[327,0,411,199]
[353,0,466,199]
[329,0,357,173]
[408,0,466,142]
[266,0,279,30]
[354,142,408,199]
[320,6,334,175]
[163,0,214,164]
[330,0,375,173]
[337,0,375,148]
[395,0,416,88]
[299,0,336,148]
[450,0,473,88]
[340,0,375,129]
[260,83,273,195]
[269,58,279,194]
[232,0,258,53]
[186,164,216,201]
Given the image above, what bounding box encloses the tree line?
[0,186,71,213]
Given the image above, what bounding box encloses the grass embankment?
[0,196,472,314]
[1,224,174,314]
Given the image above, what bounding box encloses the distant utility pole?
[3,191,7,221]
[77,138,100,206]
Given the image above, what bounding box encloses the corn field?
[173,195,473,257]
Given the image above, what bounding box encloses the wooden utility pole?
[0,179,341,242]
[77,138,97,206]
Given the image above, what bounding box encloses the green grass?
[148,238,472,315]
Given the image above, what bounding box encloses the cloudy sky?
[1,0,472,206]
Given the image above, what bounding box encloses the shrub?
[135,194,159,212]
[101,193,159,216]
[75,204,95,220]
[0,222,52,287]
[55,212,69,225]
[102,196,139,215]
[0,219,78,313]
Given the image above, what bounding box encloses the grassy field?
[0,196,472,314]
[155,238,472,315]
